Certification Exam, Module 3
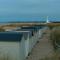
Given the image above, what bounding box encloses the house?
[12,31,32,57]
[11,26,43,57]
[0,32,25,60]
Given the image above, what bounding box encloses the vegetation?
[40,48,60,60]
[0,28,5,32]
[40,53,60,60]
[50,27,60,50]
[47,23,60,27]
[48,26,54,30]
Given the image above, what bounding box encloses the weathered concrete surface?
[26,31,54,60]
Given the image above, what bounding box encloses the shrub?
[0,28,5,32]
[50,27,60,50]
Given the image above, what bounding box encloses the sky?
[0,0,60,22]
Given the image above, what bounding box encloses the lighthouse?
[46,16,50,23]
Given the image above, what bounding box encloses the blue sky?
[0,0,60,22]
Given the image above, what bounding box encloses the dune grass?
[49,27,60,50]
[39,27,60,60]
[40,49,60,60]
[0,27,5,32]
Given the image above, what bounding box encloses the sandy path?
[26,31,54,60]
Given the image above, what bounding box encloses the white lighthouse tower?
[46,16,50,23]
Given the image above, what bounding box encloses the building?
[0,32,25,60]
